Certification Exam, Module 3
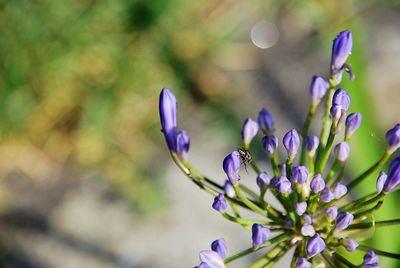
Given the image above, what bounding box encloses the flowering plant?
[159,30,400,268]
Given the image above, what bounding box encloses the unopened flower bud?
[301,224,315,237]
[333,182,348,199]
[303,213,313,225]
[320,187,335,203]
[335,211,354,231]
[252,224,270,247]
[283,129,300,159]
[242,118,259,148]
[334,142,350,162]
[306,234,326,257]
[344,239,359,252]
[305,135,319,156]
[159,88,178,151]
[262,135,278,157]
[223,180,235,198]
[275,176,292,194]
[310,174,325,194]
[332,89,351,111]
[386,123,400,153]
[383,157,400,193]
[211,239,227,258]
[330,105,347,131]
[345,112,362,139]
[326,206,338,221]
[310,76,328,103]
[296,257,312,268]
[197,262,209,268]
[376,171,387,194]
[177,130,190,161]
[223,151,241,185]
[295,202,307,216]
[363,250,379,268]
[212,193,228,212]
[258,108,275,134]
[331,30,353,75]
[291,166,308,184]
[199,250,225,268]
[256,172,270,193]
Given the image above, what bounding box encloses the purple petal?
[199,250,225,268]
[177,130,190,161]
[159,88,178,151]
[223,151,241,185]
[306,234,326,257]
[258,108,275,134]
[211,239,227,259]
[242,118,259,146]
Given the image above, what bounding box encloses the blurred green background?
[0,0,399,267]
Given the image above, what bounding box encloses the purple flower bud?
[330,105,347,131]
[252,224,270,247]
[296,257,312,268]
[310,174,325,194]
[303,213,313,225]
[177,130,190,161]
[344,239,359,252]
[295,201,307,216]
[331,30,352,75]
[386,123,400,153]
[334,142,350,162]
[258,108,275,134]
[333,182,348,199]
[223,180,235,198]
[326,206,338,221]
[363,250,379,268]
[332,89,351,111]
[345,112,362,139]
[256,172,270,193]
[305,135,319,156]
[262,135,278,157]
[199,250,225,268]
[335,211,354,231]
[274,176,292,194]
[306,234,326,257]
[383,157,400,193]
[301,224,315,237]
[278,163,286,177]
[291,166,308,184]
[283,129,300,158]
[320,187,335,203]
[212,193,228,212]
[211,239,227,259]
[197,262,210,268]
[310,75,328,103]
[376,171,387,193]
[242,118,259,147]
[223,151,241,185]
[159,88,178,151]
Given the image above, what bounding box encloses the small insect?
[238,147,252,173]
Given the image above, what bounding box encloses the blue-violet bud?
[252,224,270,247]
[199,250,225,268]
[363,250,379,268]
[159,88,178,151]
[295,201,307,216]
[275,176,292,194]
[223,151,241,185]
[258,108,275,134]
[376,171,387,194]
[345,112,362,139]
[256,172,270,193]
[283,129,300,158]
[334,141,350,162]
[383,157,400,193]
[242,118,259,147]
[212,193,228,212]
[197,262,210,268]
[262,135,278,157]
[335,211,354,231]
[301,224,315,237]
[306,234,326,257]
[176,130,190,161]
[303,213,313,225]
[310,75,328,103]
[326,206,338,221]
[386,123,400,153]
[291,166,308,184]
[320,187,335,203]
[344,239,359,252]
[333,182,348,199]
[211,239,227,259]
[305,135,319,156]
[332,88,351,111]
[310,174,325,194]
[296,257,312,268]
[331,30,352,75]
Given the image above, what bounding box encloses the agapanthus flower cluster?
[159,30,400,267]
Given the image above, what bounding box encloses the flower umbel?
[160,30,400,267]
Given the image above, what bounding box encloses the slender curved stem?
[300,102,318,165]
[347,219,400,230]
[333,253,360,267]
[319,81,336,147]
[358,245,400,259]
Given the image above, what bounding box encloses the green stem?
[333,253,360,268]
[353,200,384,221]
[347,219,400,230]
[347,150,391,191]
[271,153,280,177]
[222,213,270,226]
[248,243,287,268]
[320,81,336,147]
[250,160,261,174]
[300,102,318,165]
[234,185,269,218]
[358,245,400,259]
[316,125,335,173]
[347,192,385,213]
[325,159,340,185]
[339,192,376,211]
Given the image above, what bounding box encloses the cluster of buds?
[159,30,400,267]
